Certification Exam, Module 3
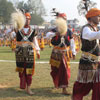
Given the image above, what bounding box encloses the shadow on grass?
[32,87,70,97]
[0,87,70,98]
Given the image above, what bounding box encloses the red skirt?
[50,56,70,88]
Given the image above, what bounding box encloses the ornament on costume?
[57,13,67,20]
[51,8,67,19]
[51,8,59,16]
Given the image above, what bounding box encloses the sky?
[17,0,100,25]
[41,0,100,25]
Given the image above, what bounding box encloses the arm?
[33,36,40,59]
[46,32,56,39]
[10,31,16,40]
[70,38,76,60]
[68,29,76,59]
[82,26,100,40]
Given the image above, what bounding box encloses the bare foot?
[26,86,34,95]
[62,88,71,95]
[62,91,71,95]
[27,89,34,95]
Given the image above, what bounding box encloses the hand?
[72,55,75,60]
[37,53,40,59]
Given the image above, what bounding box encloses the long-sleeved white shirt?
[70,38,76,55]
[82,26,100,41]
[45,31,56,39]
[33,36,40,52]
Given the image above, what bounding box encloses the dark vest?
[81,24,100,56]
[16,28,36,42]
[79,24,100,72]
[51,29,73,47]
[51,35,70,47]
[15,27,37,69]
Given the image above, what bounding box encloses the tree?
[27,0,46,16]
[0,0,15,24]
[31,14,44,25]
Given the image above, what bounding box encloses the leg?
[26,85,34,95]
[62,87,71,95]
[50,66,59,88]
[26,74,34,95]
[72,82,93,100]
[19,72,26,89]
[92,82,100,100]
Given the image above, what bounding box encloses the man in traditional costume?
[40,32,45,50]
[11,10,40,95]
[49,12,76,95]
[72,8,100,100]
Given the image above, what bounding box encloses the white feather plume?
[11,10,26,30]
[55,17,67,35]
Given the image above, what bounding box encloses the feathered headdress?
[51,8,67,35]
[55,17,67,36]
[11,9,26,30]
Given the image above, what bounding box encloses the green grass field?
[0,46,91,100]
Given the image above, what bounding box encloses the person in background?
[40,32,45,50]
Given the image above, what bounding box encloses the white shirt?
[33,36,40,52]
[82,26,100,41]
[11,31,16,39]
[45,31,56,39]
[70,39,76,55]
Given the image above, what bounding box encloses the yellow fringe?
[50,59,60,68]
[26,69,33,74]
[16,67,33,75]
[16,67,24,73]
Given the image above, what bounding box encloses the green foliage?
[0,0,15,24]
[31,14,44,25]
[0,0,45,25]
[17,1,25,10]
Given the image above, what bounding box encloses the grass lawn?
[0,46,91,100]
